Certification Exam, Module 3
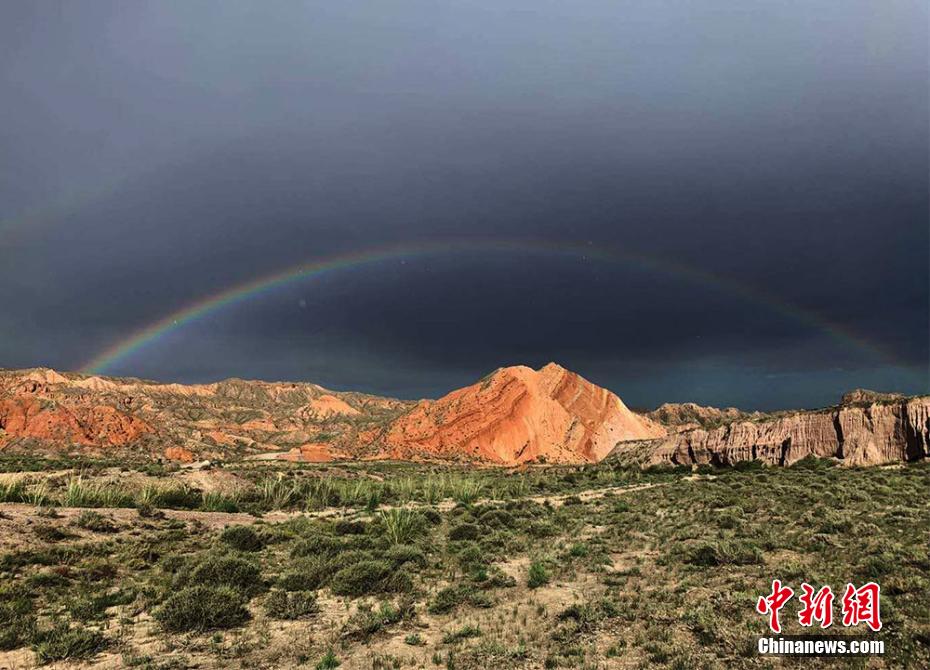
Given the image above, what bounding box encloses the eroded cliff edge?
[611,395,930,467]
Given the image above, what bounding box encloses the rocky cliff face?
[613,396,930,467]
[381,363,665,464]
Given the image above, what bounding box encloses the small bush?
[34,525,72,543]
[220,525,264,552]
[316,650,340,670]
[330,560,410,596]
[32,621,106,664]
[264,589,318,619]
[404,633,424,646]
[448,523,480,542]
[334,519,366,535]
[427,586,466,614]
[442,625,481,644]
[686,541,763,567]
[154,586,249,632]
[277,557,333,591]
[527,561,550,588]
[188,555,264,596]
[74,511,118,533]
[0,590,36,650]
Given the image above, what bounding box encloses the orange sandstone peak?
[381,363,666,464]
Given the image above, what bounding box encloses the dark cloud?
[1,1,926,410]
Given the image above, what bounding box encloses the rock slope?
[382,363,666,464]
[0,368,408,462]
[612,395,930,467]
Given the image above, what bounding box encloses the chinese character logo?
[757,581,882,633]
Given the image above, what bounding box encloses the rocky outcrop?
[647,402,764,431]
[0,367,409,461]
[381,363,665,464]
[613,396,930,467]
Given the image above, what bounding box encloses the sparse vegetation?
[0,457,926,668]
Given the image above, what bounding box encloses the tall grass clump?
[379,509,422,545]
[258,474,303,510]
[450,478,484,505]
[61,477,131,508]
[201,490,240,513]
[0,479,27,503]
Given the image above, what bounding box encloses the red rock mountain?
[1,367,926,467]
[381,363,666,464]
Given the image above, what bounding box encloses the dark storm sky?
[1,1,927,410]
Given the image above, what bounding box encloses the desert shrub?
[527,560,550,588]
[386,544,426,568]
[31,620,106,664]
[334,519,366,535]
[427,586,466,614]
[291,534,345,558]
[330,560,411,597]
[686,541,763,567]
[264,589,318,619]
[188,555,264,596]
[277,556,333,591]
[220,525,264,552]
[344,600,409,639]
[448,523,480,542]
[33,525,72,543]
[74,511,118,533]
[316,650,340,669]
[67,588,135,620]
[0,589,36,650]
[451,541,485,571]
[442,625,482,644]
[154,586,249,632]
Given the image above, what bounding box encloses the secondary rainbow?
[81,238,898,374]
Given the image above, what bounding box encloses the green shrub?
[404,632,424,646]
[74,511,118,533]
[330,560,410,597]
[686,541,763,567]
[277,557,333,591]
[316,650,340,669]
[427,586,466,614]
[31,621,105,664]
[334,519,366,535]
[442,625,482,644]
[220,525,264,552]
[154,586,249,632]
[448,523,480,541]
[33,525,72,543]
[188,555,264,596]
[264,589,318,619]
[0,589,36,650]
[527,561,550,588]
[386,544,426,568]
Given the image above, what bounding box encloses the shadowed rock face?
[382,363,666,464]
[612,396,930,467]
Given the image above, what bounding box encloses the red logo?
[757,581,882,633]
[756,579,794,634]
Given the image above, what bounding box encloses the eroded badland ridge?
[0,366,926,467]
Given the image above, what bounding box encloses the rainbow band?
[81,238,897,374]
